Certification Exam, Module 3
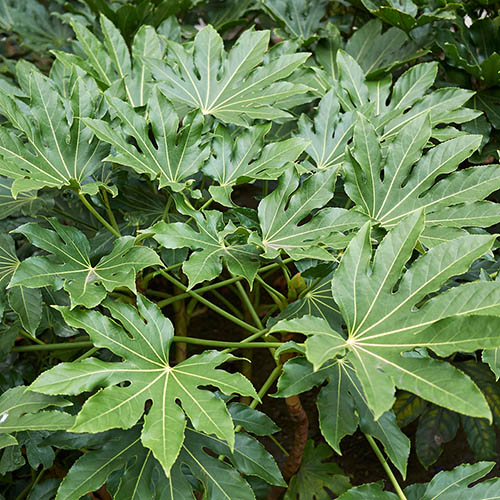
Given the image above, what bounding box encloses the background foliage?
[0,0,500,499]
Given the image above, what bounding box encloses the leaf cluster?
[0,1,499,499]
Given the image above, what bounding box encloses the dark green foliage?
[0,1,499,499]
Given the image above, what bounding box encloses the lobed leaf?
[29,296,257,474]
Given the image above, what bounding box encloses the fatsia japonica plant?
[1,1,500,499]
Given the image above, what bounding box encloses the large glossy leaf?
[28,296,257,474]
[413,461,497,500]
[333,54,480,141]
[274,357,410,477]
[296,89,356,170]
[7,285,42,336]
[0,66,109,197]
[0,233,41,333]
[344,112,500,230]
[152,210,261,288]
[0,387,73,448]
[57,418,283,500]
[172,425,285,498]
[345,19,424,78]
[145,25,310,125]
[461,415,497,461]
[10,219,161,308]
[204,123,308,206]
[271,211,500,420]
[56,16,163,106]
[250,167,360,260]
[260,0,328,44]
[55,428,165,500]
[84,88,209,192]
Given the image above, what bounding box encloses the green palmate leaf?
[57,420,283,500]
[203,123,308,206]
[344,19,424,78]
[261,0,328,44]
[415,405,459,468]
[0,233,40,332]
[0,386,73,449]
[284,440,351,500]
[56,16,163,106]
[152,210,261,288]
[145,25,311,125]
[250,167,361,260]
[332,55,480,140]
[411,461,497,500]
[0,65,109,197]
[344,112,500,230]
[296,89,356,170]
[10,219,161,308]
[272,211,500,420]
[84,88,209,192]
[55,428,164,500]
[29,296,257,474]
[171,424,285,498]
[274,356,410,477]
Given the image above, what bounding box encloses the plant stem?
[12,338,288,353]
[158,270,261,334]
[12,341,94,352]
[179,339,284,348]
[173,285,188,363]
[53,206,98,230]
[365,434,408,500]
[77,191,121,238]
[209,289,244,319]
[154,260,292,308]
[100,186,120,234]
[15,466,45,500]
[235,281,263,329]
[269,434,289,457]
[156,276,241,308]
[18,329,45,345]
[249,364,282,410]
[162,196,173,221]
[255,275,287,310]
